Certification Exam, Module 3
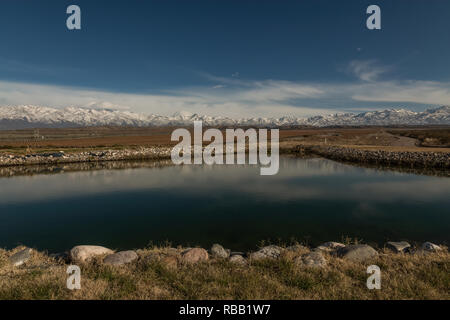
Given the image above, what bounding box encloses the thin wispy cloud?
[237,80,324,102]
[0,74,448,119]
[347,60,391,82]
[0,80,336,118]
[351,81,450,105]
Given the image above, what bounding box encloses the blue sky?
[0,0,449,117]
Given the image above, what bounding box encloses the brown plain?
[0,126,449,154]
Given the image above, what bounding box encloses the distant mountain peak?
[0,105,448,130]
[172,110,194,118]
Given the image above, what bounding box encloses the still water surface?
[0,157,449,252]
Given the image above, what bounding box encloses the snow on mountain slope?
[0,105,449,129]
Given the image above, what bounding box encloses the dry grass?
[388,128,450,147]
[0,245,448,300]
[1,127,449,154]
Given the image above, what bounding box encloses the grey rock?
[316,241,345,252]
[230,251,245,257]
[336,244,378,262]
[386,241,411,253]
[8,248,32,267]
[229,255,247,266]
[103,250,138,266]
[70,245,114,262]
[250,245,282,260]
[295,250,327,268]
[421,242,442,252]
[211,244,230,259]
[181,248,209,264]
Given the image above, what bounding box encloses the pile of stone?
[302,145,450,169]
[0,159,173,177]
[6,241,445,269]
[0,147,172,167]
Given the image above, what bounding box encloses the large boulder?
[103,251,138,266]
[295,251,327,268]
[8,248,32,267]
[336,244,378,262]
[250,245,283,260]
[421,242,442,252]
[386,241,411,253]
[229,255,247,266]
[210,244,230,259]
[181,248,209,264]
[70,245,114,262]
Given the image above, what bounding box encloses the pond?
[0,157,449,252]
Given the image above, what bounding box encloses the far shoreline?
[1,143,449,176]
[0,127,449,177]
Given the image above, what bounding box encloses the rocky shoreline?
[5,240,446,269]
[0,147,172,167]
[0,158,174,177]
[1,145,449,172]
[2,240,448,300]
[298,145,450,169]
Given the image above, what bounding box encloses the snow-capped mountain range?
[0,105,449,129]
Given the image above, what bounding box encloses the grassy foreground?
[0,245,449,300]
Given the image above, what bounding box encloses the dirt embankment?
[1,127,449,171]
[1,143,449,172]
[296,145,450,169]
[0,147,172,167]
